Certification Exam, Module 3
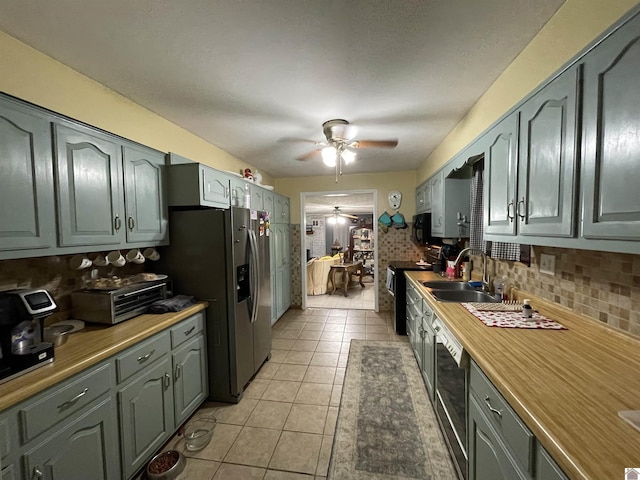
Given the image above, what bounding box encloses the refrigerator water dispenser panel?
[237,264,250,303]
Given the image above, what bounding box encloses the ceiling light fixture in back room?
[294,119,398,182]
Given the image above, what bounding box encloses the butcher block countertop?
[0,302,207,412]
[406,271,640,480]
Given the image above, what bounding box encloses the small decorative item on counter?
[446,260,456,279]
[522,299,533,319]
[461,262,470,282]
[493,276,506,301]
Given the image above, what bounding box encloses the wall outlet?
[539,253,556,276]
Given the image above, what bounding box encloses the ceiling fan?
[294,119,398,181]
[325,206,358,224]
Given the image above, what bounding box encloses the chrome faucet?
[454,247,489,291]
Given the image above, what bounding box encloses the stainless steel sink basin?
[430,290,500,303]
[422,281,474,291]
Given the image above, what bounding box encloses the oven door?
[435,340,468,479]
[385,267,396,296]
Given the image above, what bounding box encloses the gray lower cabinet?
[468,394,529,480]
[172,334,208,426]
[21,397,119,480]
[581,11,640,241]
[122,144,169,244]
[273,223,291,320]
[118,355,175,480]
[54,122,124,247]
[0,97,56,257]
[420,303,435,399]
[535,443,568,480]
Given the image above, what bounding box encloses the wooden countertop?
[0,303,207,412]
[406,271,640,480]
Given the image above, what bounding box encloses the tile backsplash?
[0,254,144,320]
[486,246,640,337]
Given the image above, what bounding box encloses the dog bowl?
[43,325,74,347]
[184,415,216,451]
[145,450,185,480]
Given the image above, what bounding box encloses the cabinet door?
[123,144,168,243]
[430,171,444,235]
[582,13,640,240]
[416,183,427,213]
[518,66,579,237]
[173,335,207,426]
[468,395,528,480]
[484,112,519,236]
[263,190,275,214]
[275,195,290,224]
[274,224,291,318]
[54,123,124,247]
[118,356,174,480]
[22,398,119,480]
[229,177,249,208]
[251,185,265,212]
[424,181,432,211]
[0,98,56,253]
[420,310,435,398]
[201,166,230,208]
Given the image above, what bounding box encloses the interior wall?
[275,170,417,224]
[417,0,640,181]
[0,31,272,185]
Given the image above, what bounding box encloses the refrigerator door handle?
[248,229,260,324]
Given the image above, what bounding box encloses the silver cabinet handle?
[114,215,122,231]
[137,349,155,363]
[517,197,526,220]
[484,396,503,417]
[507,201,515,222]
[164,372,171,389]
[58,387,89,409]
[175,364,182,380]
[127,216,135,230]
[32,466,43,479]
[184,326,195,336]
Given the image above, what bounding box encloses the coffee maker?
[0,289,57,384]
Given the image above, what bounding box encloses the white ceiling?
[0,0,564,178]
[305,193,374,215]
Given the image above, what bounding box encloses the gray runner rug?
[328,340,457,480]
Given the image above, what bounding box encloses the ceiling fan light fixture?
[341,148,356,164]
[327,216,336,225]
[337,215,346,224]
[322,146,337,167]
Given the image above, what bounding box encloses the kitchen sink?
[430,290,500,303]
[422,281,475,290]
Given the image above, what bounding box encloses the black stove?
[386,260,433,335]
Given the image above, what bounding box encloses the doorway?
[300,190,378,311]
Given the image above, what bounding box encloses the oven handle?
[484,396,503,417]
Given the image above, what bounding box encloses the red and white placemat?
[462,303,567,330]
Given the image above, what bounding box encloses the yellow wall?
[417,0,640,181]
[0,31,272,185]
[274,170,417,223]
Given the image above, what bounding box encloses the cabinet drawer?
[406,284,422,307]
[116,332,170,384]
[470,361,534,472]
[170,312,204,349]
[18,363,113,443]
[0,415,11,461]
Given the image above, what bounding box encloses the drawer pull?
[184,326,196,336]
[58,387,89,410]
[114,215,122,232]
[164,372,171,389]
[32,466,43,479]
[484,396,503,418]
[127,216,135,230]
[137,349,155,363]
[175,364,182,380]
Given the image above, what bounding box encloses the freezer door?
[253,212,272,370]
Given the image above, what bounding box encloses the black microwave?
[411,213,432,246]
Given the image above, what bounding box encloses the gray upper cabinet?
[517,66,580,238]
[123,144,169,244]
[167,162,231,209]
[0,98,56,255]
[54,122,124,247]
[416,181,428,213]
[429,170,471,238]
[484,112,519,236]
[274,194,290,224]
[581,12,640,241]
[251,184,266,212]
[430,172,444,235]
[263,189,275,214]
[229,176,249,208]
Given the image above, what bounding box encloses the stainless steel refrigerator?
[154,207,271,403]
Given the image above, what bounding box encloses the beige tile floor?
[305,277,375,310]
[154,307,404,480]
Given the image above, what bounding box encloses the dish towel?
[148,295,196,314]
[462,303,566,330]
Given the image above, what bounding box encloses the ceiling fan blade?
[352,139,398,149]
[296,149,321,161]
[341,213,358,219]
